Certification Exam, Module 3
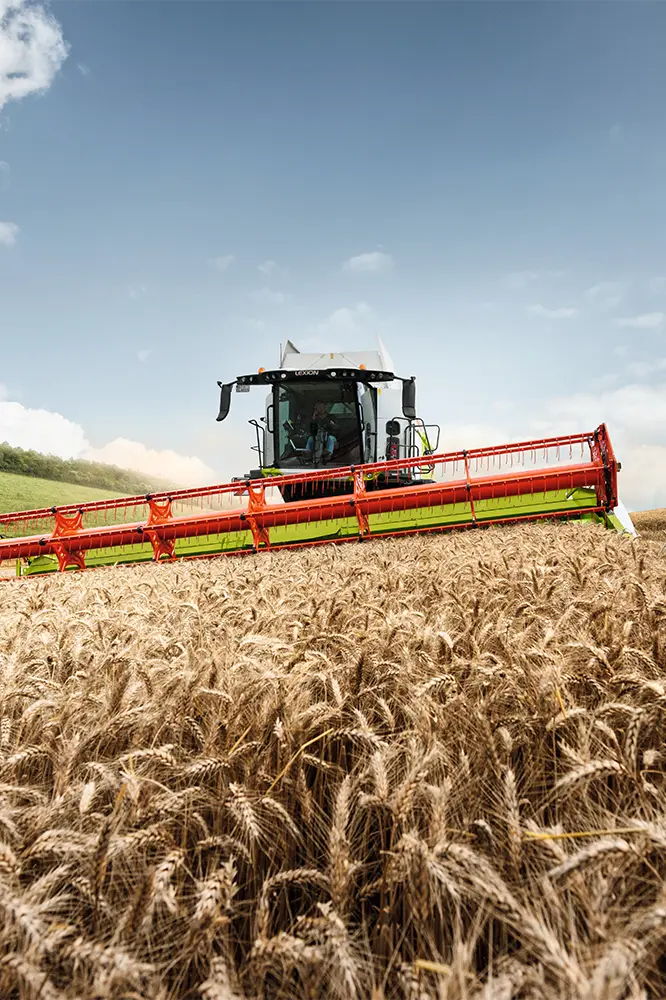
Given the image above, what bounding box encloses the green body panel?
[16,486,625,577]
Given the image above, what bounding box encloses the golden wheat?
[1,521,666,998]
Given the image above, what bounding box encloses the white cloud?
[626,358,666,379]
[505,269,563,291]
[257,259,282,276]
[0,0,69,111]
[526,381,666,511]
[245,317,266,332]
[342,251,393,274]
[137,349,151,363]
[527,304,579,320]
[318,302,374,335]
[448,372,666,511]
[648,276,666,295]
[86,439,215,487]
[614,312,664,330]
[209,254,235,272]
[587,373,621,392]
[0,221,18,246]
[506,270,540,290]
[295,302,377,352]
[585,281,622,309]
[437,422,509,453]
[615,443,666,512]
[613,345,629,358]
[251,287,287,304]
[0,382,8,401]
[128,283,147,300]
[77,62,90,77]
[533,383,666,442]
[0,399,216,487]
[0,400,87,458]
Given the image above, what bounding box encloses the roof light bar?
[235,369,395,386]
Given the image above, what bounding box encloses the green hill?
[0,442,171,495]
[0,470,128,515]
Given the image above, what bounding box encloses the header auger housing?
[0,340,635,577]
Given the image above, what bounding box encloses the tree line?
[0,442,171,494]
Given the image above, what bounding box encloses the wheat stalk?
[0,522,664,998]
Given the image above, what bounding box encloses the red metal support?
[351,467,370,538]
[50,541,86,573]
[144,528,176,562]
[243,481,271,550]
[143,496,176,558]
[52,508,83,537]
[146,496,173,526]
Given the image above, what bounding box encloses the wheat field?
[630,510,666,543]
[1,521,666,999]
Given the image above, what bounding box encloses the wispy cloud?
[506,270,540,290]
[296,302,377,352]
[0,221,19,246]
[521,381,666,510]
[77,62,91,77]
[648,276,666,295]
[526,379,666,510]
[626,358,666,379]
[318,302,375,335]
[585,281,622,309]
[86,438,215,486]
[257,259,284,277]
[527,304,579,320]
[0,0,69,111]
[614,312,664,330]
[0,161,9,190]
[137,349,151,363]
[0,399,215,486]
[342,251,393,274]
[251,287,287,304]
[0,383,7,402]
[209,254,235,272]
[505,269,563,291]
[128,283,147,300]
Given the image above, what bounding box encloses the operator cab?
[216,343,439,495]
[277,380,362,468]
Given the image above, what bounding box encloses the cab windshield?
[275,380,362,468]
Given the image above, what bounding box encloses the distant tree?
[0,442,174,494]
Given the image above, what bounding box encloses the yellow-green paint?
[16,485,624,576]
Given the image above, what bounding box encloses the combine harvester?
[0,340,635,577]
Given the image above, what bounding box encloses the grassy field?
[1,520,666,998]
[0,470,124,514]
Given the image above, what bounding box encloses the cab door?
[359,385,377,463]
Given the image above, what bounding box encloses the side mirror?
[402,378,416,419]
[216,381,233,422]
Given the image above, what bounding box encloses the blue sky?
[1,1,666,507]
